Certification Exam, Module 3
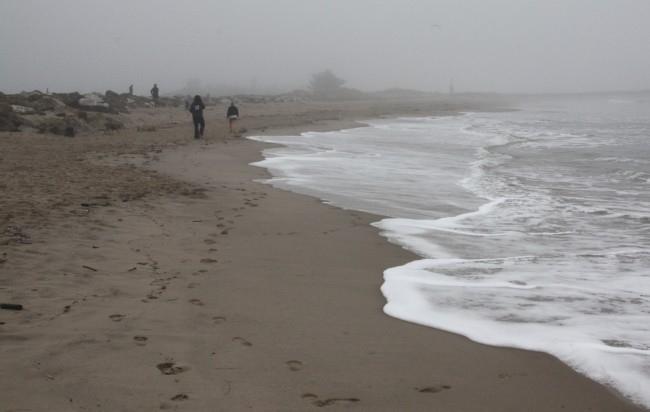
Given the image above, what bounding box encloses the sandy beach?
[0,99,644,411]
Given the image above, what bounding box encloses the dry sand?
[0,99,644,411]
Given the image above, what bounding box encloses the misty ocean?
[250,96,650,407]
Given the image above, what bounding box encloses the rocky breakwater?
[0,90,174,136]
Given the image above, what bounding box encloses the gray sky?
[1,0,649,94]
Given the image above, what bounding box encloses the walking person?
[150,83,159,102]
[227,101,239,134]
[189,95,205,139]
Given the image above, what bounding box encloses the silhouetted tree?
[309,70,345,97]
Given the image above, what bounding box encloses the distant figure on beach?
[227,101,239,133]
[189,95,205,139]
[150,83,159,102]
[129,84,134,96]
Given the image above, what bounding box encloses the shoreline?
[1,101,645,411]
[246,119,648,411]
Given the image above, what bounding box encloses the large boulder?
[3,92,67,114]
[34,115,82,136]
[0,103,23,132]
[30,95,67,112]
[10,105,36,115]
[52,92,83,107]
[78,93,111,112]
[103,90,128,113]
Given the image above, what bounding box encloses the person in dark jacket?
[150,83,159,102]
[226,101,239,133]
[189,95,205,139]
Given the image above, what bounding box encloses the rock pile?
[0,90,166,135]
[216,90,311,105]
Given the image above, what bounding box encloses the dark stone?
[0,303,23,311]
[53,92,83,107]
[0,103,22,131]
[103,90,128,113]
[104,117,124,131]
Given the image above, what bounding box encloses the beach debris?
[416,385,452,393]
[2,226,32,245]
[133,336,148,345]
[232,337,252,347]
[301,393,360,407]
[0,303,24,311]
[82,265,98,272]
[313,398,361,407]
[109,314,125,322]
[286,360,303,371]
[170,394,189,401]
[80,201,110,208]
[156,361,189,375]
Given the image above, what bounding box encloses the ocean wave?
[250,102,650,407]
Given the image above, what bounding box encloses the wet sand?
[0,99,644,411]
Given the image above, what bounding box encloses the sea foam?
[250,99,650,407]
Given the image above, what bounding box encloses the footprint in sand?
[171,393,189,401]
[189,299,204,306]
[232,337,252,347]
[133,336,148,346]
[416,385,452,394]
[301,394,360,407]
[109,314,125,322]
[286,360,303,371]
[204,239,216,245]
[156,362,190,375]
[212,316,227,324]
[200,258,218,264]
[220,229,230,235]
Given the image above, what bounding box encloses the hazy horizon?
[1,0,649,95]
